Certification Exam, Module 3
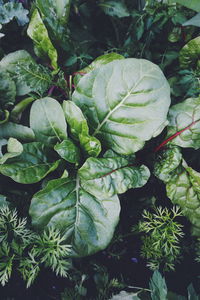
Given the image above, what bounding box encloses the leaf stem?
[154,118,200,152]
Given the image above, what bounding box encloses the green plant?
[0,205,71,287]
[136,206,184,271]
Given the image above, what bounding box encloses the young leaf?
[166,97,200,149]
[0,70,16,107]
[15,62,53,96]
[149,271,168,300]
[0,142,60,184]
[0,122,35,142]
[0,2,29,26]
[0,138,23,165]
[73,58,171,154]
[29,177,120,257]
[54,139,80,164]
[27,9,58,70]
[78,157,150,198]
[179,36,200,69]
[0,50,34,96]
[99,0,130,18]
[30,97,67,145]
[63,101,101,157]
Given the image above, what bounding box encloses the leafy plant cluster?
[0,0,200,298]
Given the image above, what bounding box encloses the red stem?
[154,119,200,152]
[99,164,135,178]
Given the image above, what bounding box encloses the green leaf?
[29,177,120,257]
[0,50,35,96]
[30,97,67,145]
[72,58,171,155]
[15,62,53,96]
[54,139,80,164]
[78,157,150,198]
[0,195,7,207]
[0,138,23,165]
[0,2,29,26]
[179,36,200,69]
[0,122,35,142]
[183,13,200,27]
[0,69,16,107]
[36,0,71,47]
[149,271,168,300]
[0,142,60,184]
[187,284,199,300]
[74,53,124,86]
[27,9,58,70]
[99,0,130,18]
[167,97,200,149]
[169,0,200,12]
[109,291,141,299]
[63,101,101,157]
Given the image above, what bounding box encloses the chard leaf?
[179,36,200,69]
[0,2,29,26]
[0,50,34,96]
[0,142,60,184]
[99,0,130,18]
[0,69,16,107]
[73,58,170,155]
[169,0,200,12]
[29,177,120,257]
[183,13,200,27]
[167,97,200,149]
[0,138,23,165]
[74,53,124,85]
[30,97,67,145]
[36,0,71,47]
[0,122,35,142]
[27,9,58,70]
[54,139,80,164]
[78,157,150,198]
[149,271,168,300]
[15,62,53,96]
[154,147,200,236]
[63,101,101,157]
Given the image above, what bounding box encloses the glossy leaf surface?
[0,122,35,142]
[73,58,171,154]
[54,139,80,163]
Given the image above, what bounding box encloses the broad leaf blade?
[79,157,150,198]
[73,58,171,154]
[0,50,34,96]
[169,0,200,12]
[63,101,101,157]
[149,271,168,300]
[0,142,60,184]
[0,122,35,142]
[183,13,200,27]
[29,177,120,256]
[0,2,29,25]
[30,97,67,145]
[54,139,80,163]
[27,9,58,70]
[179,36,200,69]
[167,97,200,149]
[0,69,16,107]
[0,138,23,164]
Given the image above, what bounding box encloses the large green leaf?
[15,62,53,96]
[0,122,35,142]
[183,13,200,27]
[0,69,16,107]
[0,2,29,26]
[169,0,200,12]
[167,97,200,149]
[0,142,60,184]
[179,36,200,69]
[72,58,171,155]
[30,97,67,145]
[29,177,120,257]
[99,0,130,18]
[36,0,71,47]
[63,101,101,157]
[0,50,34,96]
[78,157,150,198]
[54,139,80,164]
[27,9,58,70]
[154,147,200,236]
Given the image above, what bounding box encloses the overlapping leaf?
[0,142,60,184]
[0,2,29,26]
[179,36,200,69]
[0,69,16,107]
[73,58,171,154]
[0,122,35,142]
